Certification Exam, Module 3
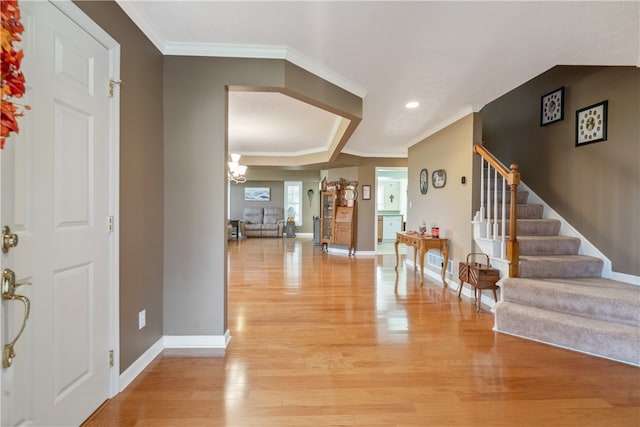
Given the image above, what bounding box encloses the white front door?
[1,2,117,425]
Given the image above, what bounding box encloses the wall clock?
[541,87,564,126]
[576,100,608,146]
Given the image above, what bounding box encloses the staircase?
[473,168,640,366]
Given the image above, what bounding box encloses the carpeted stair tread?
[494,301,640,366]
[499,277,640,326]
[495,204,543,219]
[519,254,603,278]
[475,167,633,366]
[494,190,529,204]
[505,218,561,236]
[518,235,581,255]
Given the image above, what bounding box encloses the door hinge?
[108,216,114,232]
[108,79,121,97]
[108,350,114,367]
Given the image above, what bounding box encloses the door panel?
[54,104,92,227]
[1,2,114,425]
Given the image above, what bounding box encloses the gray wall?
[74,1,165,372]
[482,66,639,276]
[163,56,361,336]
[407,114,481,277]
[231,181,285,216]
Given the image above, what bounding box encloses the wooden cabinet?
[382,215,403,242]
[320,192,336,247]
[334,206,357,255]
[320,191,357,255]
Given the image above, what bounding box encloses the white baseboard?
[118,331,231,392]
[118,337,164,392]
[164,330,232,348]
[609,271,640,286]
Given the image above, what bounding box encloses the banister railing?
[473,144,521,277]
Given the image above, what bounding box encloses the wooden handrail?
[473,143,521,277]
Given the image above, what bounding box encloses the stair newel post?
[507,163,521,277]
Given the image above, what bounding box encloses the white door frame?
[0,1,121,413]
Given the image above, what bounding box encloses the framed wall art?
[244,187,270,201]
[362,185,371,200]
[540,87,564,126]
[432,169,446,188]
[419,168,428,194]
[576,100,608,146]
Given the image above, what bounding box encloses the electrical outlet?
[138,309,146,329]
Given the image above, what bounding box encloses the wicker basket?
[458,253,499,289]
[458,253,500,311]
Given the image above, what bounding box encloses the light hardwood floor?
[84,237,640,426]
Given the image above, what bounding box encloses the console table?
[394,232,449,286]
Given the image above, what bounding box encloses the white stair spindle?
[479,157,485,222]
[486,164,492,237]
[501,175,507,258]
[493,167,499,239]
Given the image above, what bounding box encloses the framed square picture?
[540,87,564,126]
[576,100,608,146]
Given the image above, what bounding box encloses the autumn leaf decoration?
[1,0,29,149]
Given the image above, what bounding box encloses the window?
[284,181,302,226]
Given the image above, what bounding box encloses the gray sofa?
[239,207,285,237]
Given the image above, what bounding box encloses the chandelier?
[228,153,247,183]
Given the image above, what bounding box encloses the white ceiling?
[116,1,640,164]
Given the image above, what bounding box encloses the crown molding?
[341,147,408,158]
[115,1,165,53]
[240,146,329,158]
[114,0,368,99]
[164,42,288,60]
[163,42,367,99]
[408,105,478,148]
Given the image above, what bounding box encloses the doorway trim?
[375,166,408,251]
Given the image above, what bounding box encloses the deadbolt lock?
[2,226,19,254]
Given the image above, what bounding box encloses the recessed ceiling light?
[405,101,420,109]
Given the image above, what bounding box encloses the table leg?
[441,241,449,288]
[394,239,400,270]
[419,249,426,285]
